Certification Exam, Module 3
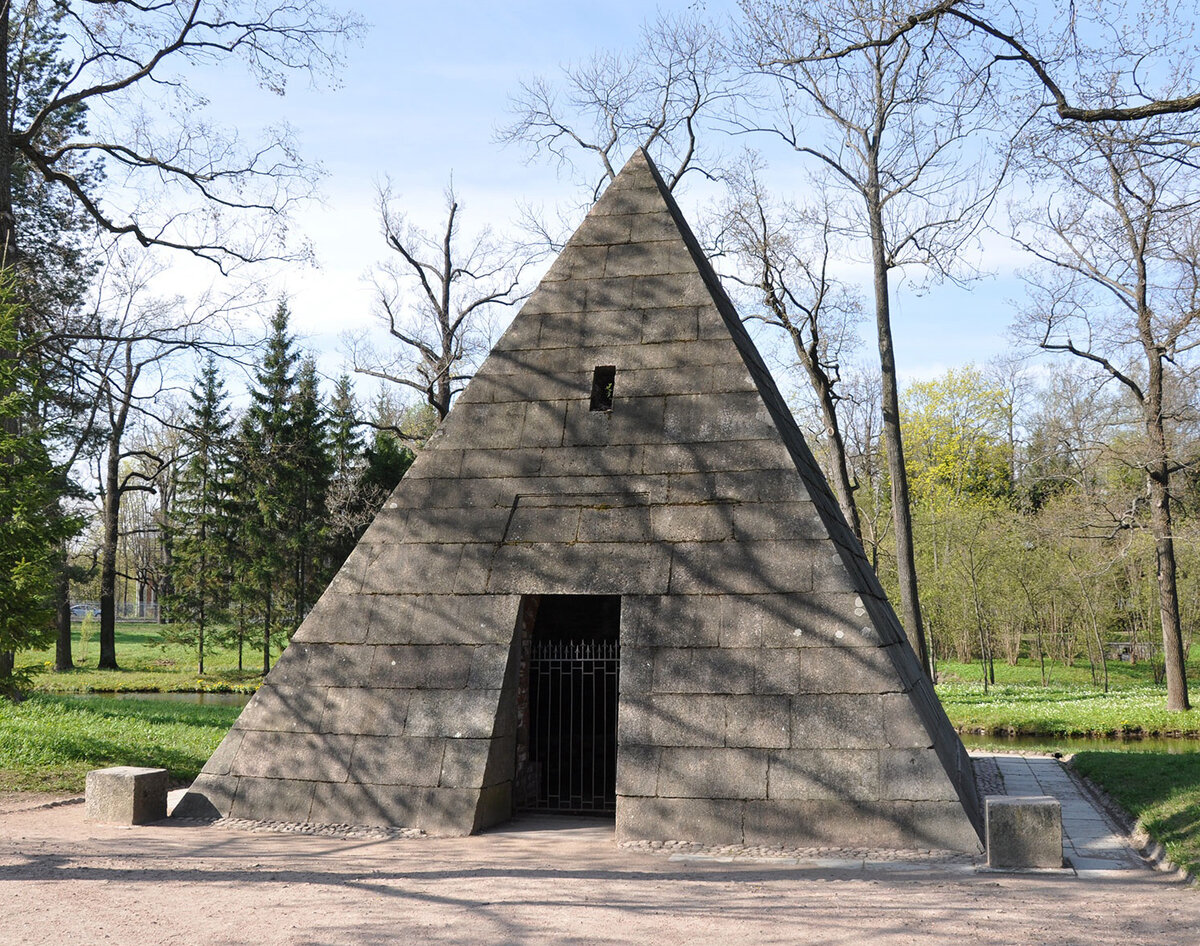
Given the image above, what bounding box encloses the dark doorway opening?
[515,594,619,815]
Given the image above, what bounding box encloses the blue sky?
[184,0,1023,399]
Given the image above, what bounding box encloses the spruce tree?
[237,301,300,674]
[167,355,233,674]
[325,373,368,572]
[288,356,332,628]
[0,285,80,697]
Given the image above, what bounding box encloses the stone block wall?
[177,148,982,853]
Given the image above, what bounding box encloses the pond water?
[959,732,1200,754]
[60,691,252,708]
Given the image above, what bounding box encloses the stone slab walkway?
[984,753,1148,876]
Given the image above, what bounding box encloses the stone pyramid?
[176,150,983,852]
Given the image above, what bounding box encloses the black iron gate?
[528,638,619,814]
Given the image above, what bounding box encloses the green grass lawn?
[0,695,241,792]
[934,657,1200,737]
[16,621,264,694]
[1071,750,1200,878]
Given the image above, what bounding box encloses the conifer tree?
[167,355,233,674]
[325,373,367,573]
[288,356,333,628]
[0,284,80,697]
[236,301,300,674]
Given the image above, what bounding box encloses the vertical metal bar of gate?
[528,638,618,813]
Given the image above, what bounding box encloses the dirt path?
[0,801,1196,946]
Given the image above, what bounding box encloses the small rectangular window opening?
[590,365,616,412]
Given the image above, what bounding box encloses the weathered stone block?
[811,550,859,592]
[369,644,476,690]
[791,694,887,749]
[753,647,799,694]
[434,738,492,788]
[350,736,445,786]
[541,243,609,282]
[231,776,315,823]
[519,400,568,447]
[606,239,694,278]
[404,689,503,739]
[306,782,481,833]
[785,594,883,649]
[880,748,961,802]
[473,782,513,831]
[576,502,652,543]
[724,695,790,748]
[619,693,726,747]
[766,749,879,800]
[651,646,755,695]
[742,797,886,848]
[716,469,810,503]
[618,644,654,694]
[361,543,465,595]
[896,800,984,853]
[640,304,700,343]
[235,684,326,733]
[731,501,825,542]
[797,645,903,695]
[662,392,775,444]
[468,643,513,690]
[488,541,671,595]
[538,444,643,478]
[231,731,355,782]
[570,211,634,247]
[171,774,235,820]
[370,595,517,646]
[403,505,513,542]
[657,747,767,799]
[616,744,661,796]
[85,766,168,824]
[882,693,933,748]
[669,541,814,595]
[321,687,408,736]
[293,592,371,644]
[649,502,735,543]
[986,796,1063,868]
[200,728,244,777]
[617,796,744,845]
[624,594,721,647]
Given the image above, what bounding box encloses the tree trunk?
[262,591,272,675]
[98,432,121,669]
[867,197,929,675]
[1147,450,1189,710]
[0,10,13,257]
[1141,310,1189,709]
[0,650,13,697]
[788,325,862,542]
[53,552,73,671]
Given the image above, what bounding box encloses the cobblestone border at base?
[170,816,426,841]
[0,795,85,815]
[618,838,975,863]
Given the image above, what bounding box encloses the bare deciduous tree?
[739,0,1011,674]
[788,0,1200,124]
[716,156,865,541]
[1014,115,1200,710]
[500,11,737,198]
[348,184,534,423]
[78,245,250,668]
[0,1,363,269]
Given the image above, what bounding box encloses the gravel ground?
[1,798,1197,946]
